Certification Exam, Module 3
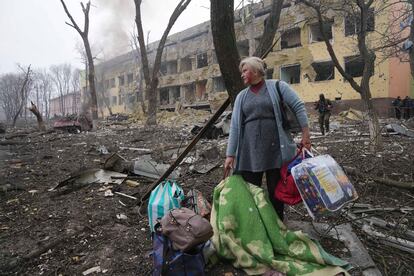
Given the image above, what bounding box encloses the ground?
[0,112,413,275]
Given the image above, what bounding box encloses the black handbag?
[276,81,301,133]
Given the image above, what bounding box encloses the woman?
[224,57,311,221]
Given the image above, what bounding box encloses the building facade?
[50,92,81,117]
[83,0,412,118]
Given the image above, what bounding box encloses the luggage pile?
[148,180,214,276]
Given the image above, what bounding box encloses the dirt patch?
[0,116,413,275]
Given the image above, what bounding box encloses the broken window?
[110,78,115,88]
[237,40,249,57]
[180,56,192,72]
[170,86,180,102]
[309,21,333,43]
[312,61,335,81]
[196,80,208,100]
[159,88,169,105]
[182,83,196,103]
[280,64,300,84]
[281,28,301,49]
[160,62,168,75]
[118,75,125,86]
[345,55,368,78]
[112,96,117,105]
[345,8,375,36]
[197,53,208,68]
[128,95,136,104]
[127,73,134,84]
[167,60,178,74]
[213,77,225,92]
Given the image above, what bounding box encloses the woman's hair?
[239,57,266,76]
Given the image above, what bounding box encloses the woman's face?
[241,64,261,85]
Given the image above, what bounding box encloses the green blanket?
[211,175,350,276]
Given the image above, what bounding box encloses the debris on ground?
[1,114,413,275]
[53,114,93,132]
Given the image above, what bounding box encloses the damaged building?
[82,0,412,117]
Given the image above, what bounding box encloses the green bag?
[148,181,184,232]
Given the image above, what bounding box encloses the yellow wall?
[265,2,408,103]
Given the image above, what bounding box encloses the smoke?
[93,0,135,59]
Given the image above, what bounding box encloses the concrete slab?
[286,221,382,276]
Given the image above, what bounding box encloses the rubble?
[53,114,93,132]
[1,114,413,275]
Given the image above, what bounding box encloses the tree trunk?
[211,0,245,104]
[12,66,31,127]
[134,0,191,126]
[84,38,98,120]
[29,101,46,131]
[409,0,414,78]
[253,0,284,58]
[59,0,98,122]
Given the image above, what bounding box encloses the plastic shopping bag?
[291,155,358,219]
[148,180,185,232]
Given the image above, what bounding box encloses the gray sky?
[0,0,211,74]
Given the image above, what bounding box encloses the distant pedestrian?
[392,96,402,120]
[314,93,332,135]
[402,96,411,119]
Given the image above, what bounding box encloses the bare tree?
[254,0,285,58]
[95,64,114,116]
[37,69,53,119]
[210,0,245,103]
[59,0,98,120]
[133,0,192,125]
[211,0,286,102]
[0,66,32,127]
[50,64,72,116]
[71,69,81,114]
[130,27,146,115]
[300,0,382,150]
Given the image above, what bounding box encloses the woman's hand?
[224,156,235,177]
[301,127,311,150]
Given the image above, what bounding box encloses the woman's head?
[239,57,266,85]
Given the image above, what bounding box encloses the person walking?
[402,96,411,119]
[224,57,311,221]
[392,96,402,120]
[314,93,332,135]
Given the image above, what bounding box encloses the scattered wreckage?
[53,114,92,133]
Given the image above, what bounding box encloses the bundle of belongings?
[212,175,351,275]
[148,180,213,276]
[274,148,358,219]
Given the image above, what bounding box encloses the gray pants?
[318,112,330,135]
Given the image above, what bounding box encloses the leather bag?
[276,81,301,133]
[160,207,213,252]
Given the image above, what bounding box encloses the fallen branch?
[136,98,231,203]
[363,216,414,241]
[344,166,414,190]
[362,224,414,254]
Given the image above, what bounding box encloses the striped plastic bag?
[148,181,185,232]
